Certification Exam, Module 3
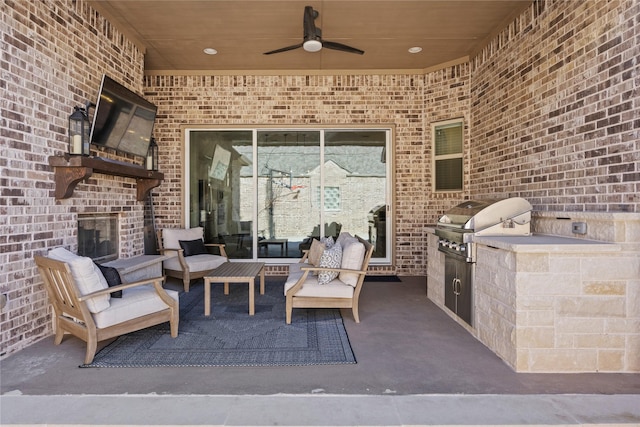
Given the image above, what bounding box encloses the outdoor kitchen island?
[427,229,639,373]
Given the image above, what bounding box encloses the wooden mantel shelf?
[48,155,164,201]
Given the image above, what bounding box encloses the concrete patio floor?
[1,276,639,426]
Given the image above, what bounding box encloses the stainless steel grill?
[434,197,532,326]
[435,197,532,263]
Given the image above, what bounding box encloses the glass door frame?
[183,125,394,265]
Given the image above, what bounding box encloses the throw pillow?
[335,232,353,248]
[179,239,208,257]
[162,227,204,250]
[339,240,366,287]
[308,239,325,267]
[95,263,123,298]
[47,247,110,313]
[320,235,335,248]
[318,242,342,285]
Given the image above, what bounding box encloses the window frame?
[183,126,394,265]
[431,118,464,192]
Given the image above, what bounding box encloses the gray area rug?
[81,279,356,368]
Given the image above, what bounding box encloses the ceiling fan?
[264,6,364,56]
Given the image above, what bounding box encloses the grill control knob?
[451,243,460,250]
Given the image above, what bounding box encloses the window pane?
[435,158,463,191]
[189,130,254,258]
[434,122,462,156]
[324,130,387,258]
[257,131,320,258]
[188,128,391,261]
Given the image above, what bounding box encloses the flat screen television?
[89,74,158,158]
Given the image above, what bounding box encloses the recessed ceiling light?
[203,48,218,55]
[408,46,422,54]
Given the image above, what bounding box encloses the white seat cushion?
[284,273,353,299]
[47,247,110,313]
[93,285,179,329]
[284,262,307,291]
[162,227,204,250]
[163,253,226,272]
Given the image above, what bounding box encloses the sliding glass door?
[186,128,390,263]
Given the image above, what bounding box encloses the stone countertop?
[472,234,620,253]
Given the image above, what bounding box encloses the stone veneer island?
[427,212,640,373]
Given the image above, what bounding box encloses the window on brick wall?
[315,186,341,211]
[432,119,464,191]
[185,128,392,263]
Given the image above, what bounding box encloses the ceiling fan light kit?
[303,39,322,52]
[264,6,364,56]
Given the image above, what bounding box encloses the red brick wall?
[0,0,147,357]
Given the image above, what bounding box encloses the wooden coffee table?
[203,262,265,316]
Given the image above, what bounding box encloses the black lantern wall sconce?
[146,137,159,171]
[68,102,95,156]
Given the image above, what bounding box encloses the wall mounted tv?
[89,74,158,158]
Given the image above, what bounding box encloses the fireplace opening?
[77,213,119,262]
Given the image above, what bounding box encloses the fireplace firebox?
[77,213,119,262]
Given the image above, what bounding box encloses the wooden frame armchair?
[157,227,228,292]
[34,255,179,364]
[285,234,374,324]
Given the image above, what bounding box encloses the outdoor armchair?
[34,249,179,365]
[157,227,228,292]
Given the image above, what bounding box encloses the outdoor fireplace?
[77,213,119,262]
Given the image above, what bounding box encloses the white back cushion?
[339,240,366,287]
[47,247,110,313]
[162,227,204,250]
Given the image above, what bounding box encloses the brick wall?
[423,62,473,221]
[144,74,426,275]
[470,0,639,212]
[2,0,638,360]
[0,0,147,357]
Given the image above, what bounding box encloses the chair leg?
[170,309,179,338]
[285,297,293,324]
[352,306,360,323]
[53,319,65,345]
[183,277,190,292]
[84,337,98,365]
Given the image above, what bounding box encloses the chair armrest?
[158,248,182,257]
[77,276,167,301]
[205,243,227,258]
[285,269,311,297]
[300,266,366,275]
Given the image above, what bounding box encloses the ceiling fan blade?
[322,40,365,55]
[263,43,303,55]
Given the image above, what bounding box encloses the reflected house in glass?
[188,129,389,260]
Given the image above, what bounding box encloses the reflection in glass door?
[256,131,320,258]
[187,128,390,262]
[188,130,254,259]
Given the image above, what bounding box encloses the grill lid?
[437,197,532,232]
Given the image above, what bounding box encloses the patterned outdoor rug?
[81,279,356,368]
